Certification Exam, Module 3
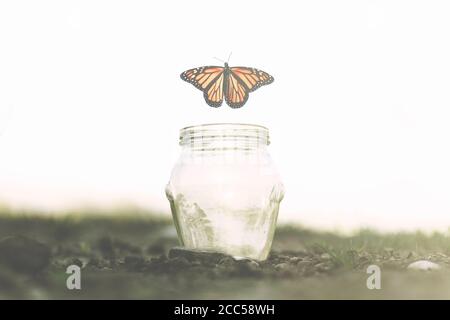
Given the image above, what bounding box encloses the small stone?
[273,262,297,277]
[321,253,331,260]
[227,259,261,277]
[314,262,333,272]
[238,259,260,270]
[289,257,303,263]
[407,260,441,271]
[274,262,289,271]
[0,236,51,274]
[217,256,237,268]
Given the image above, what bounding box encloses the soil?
[1,211,450,299]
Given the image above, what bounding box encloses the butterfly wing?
[224,67,274,108]
[203,72,225,108]
[180,66,225,107]
[224,71,249,108]
[230,67,274,92]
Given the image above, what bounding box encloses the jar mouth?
[179,123,270,147]
[180,123,269,131]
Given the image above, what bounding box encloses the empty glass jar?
[165,123,284,260]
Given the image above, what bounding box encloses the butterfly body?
[181,63,274,108]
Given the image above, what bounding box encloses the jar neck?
[179,123,269,152]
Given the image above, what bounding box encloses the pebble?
[217,256,237,268]
[320,253,332,260]
[274,262,289,271]
[314,262,333,272]
[235,259,261,275]
[407,260,441,271]
[289,257,303,263]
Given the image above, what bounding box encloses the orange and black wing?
[180,66,225,107]
[230,67,274,92]
[224,71,250,108]
[225,67,274,108]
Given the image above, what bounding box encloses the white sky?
[1,1,450,232]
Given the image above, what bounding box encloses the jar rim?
[180,123,268,131]
[179,123,270,147]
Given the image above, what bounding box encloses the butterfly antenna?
[213,56,225,63]
[227,51,233,63]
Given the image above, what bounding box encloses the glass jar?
[165,123,284,260]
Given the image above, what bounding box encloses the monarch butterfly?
[180,63,274,108]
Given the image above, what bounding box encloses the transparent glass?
[165,123,284,260]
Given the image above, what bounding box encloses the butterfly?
[180,62,274,108]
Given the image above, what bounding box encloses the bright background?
[1,1,450,232]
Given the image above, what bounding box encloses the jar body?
[166,124,284,260]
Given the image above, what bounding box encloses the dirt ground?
[1,209,450,299]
